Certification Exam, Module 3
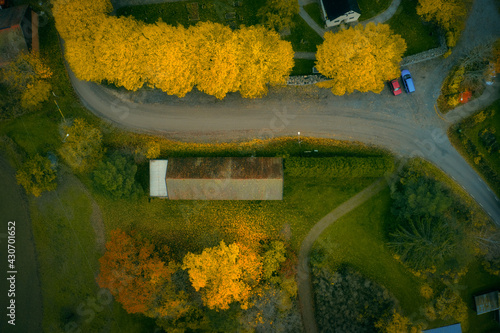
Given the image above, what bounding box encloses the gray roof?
[0,5,28,29]
[423,323,462,333]
[165,157,283,200]
[475,290,499,315]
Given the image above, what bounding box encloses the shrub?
[312,264,397,332]
[16,154,57,197]
[285,156,393,178]
[92,152,142,199]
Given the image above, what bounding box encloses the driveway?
[66,0,500,226]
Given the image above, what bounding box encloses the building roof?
[423,323,462,333]
[149,160,168,197]
[321,0,360,20]
[475,291,499,315]
[0,5,29,30]
[165,157,283,200]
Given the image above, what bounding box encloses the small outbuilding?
[150,157,283,200]
[320,0,361,27]
[474,290,499,315]
[0,5,39,66]
[422,323,462,333]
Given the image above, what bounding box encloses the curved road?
[65,1,499,222]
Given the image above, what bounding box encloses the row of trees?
[53,0,294,99]
[97,230,300,331]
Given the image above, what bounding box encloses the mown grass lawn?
[117,0,266,28]
[312,161,500,331]
[386,0,440,56]
[449,100,500,197]
[358,0,392,21]
[304,2,324,27]
[312,188,429,318]
[291,58,316,75]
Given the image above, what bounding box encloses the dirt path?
[296,178,388,333]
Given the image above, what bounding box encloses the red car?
[390,79,402,96]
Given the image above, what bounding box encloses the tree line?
[52,0,294,99]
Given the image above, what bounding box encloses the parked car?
[389,79,402,96]
[401,69,415,93]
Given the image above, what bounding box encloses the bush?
[16,154,57,197]
[285,156,393,178]
[312,264,397,332]
[92,152,142,199]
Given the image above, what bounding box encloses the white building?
[320,0,361,27]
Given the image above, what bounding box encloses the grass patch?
[291,59,316,75]
[285,14,324,52]
[358,0,392,21]
[448,100,500,197]
[386,0,440,56]
[303,3,324,27]
[312,188,428,317]
[117,0,266,28]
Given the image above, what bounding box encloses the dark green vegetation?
[312,159,500,332]
[386,0,440,56]
[311,264,397,332]
[93,152,143,199]
[358,0,392,21]
[303,2,324,26]
[284,14,324,52]
[286,156,393,178]
[117,0,266,28]
[449,100,500,197]
[291,59,316,75]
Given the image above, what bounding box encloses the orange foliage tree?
[182,241,262,310]
[97,230,188,318]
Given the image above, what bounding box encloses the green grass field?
[386,0,440,56]
[312,160,500,331]
[303,3,324,27]
[449,100,500,197]
[358,0,392,21]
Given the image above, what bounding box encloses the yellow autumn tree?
[1,51,52,109]
[53,0,111,82]
[236,25,294,98]
[52,0,294,99]
[143,21,196,97]
[376,309,421,333]
[190,22,240,99]
[182,241,262,310]
[316,23,406,95]
[93,16,148,91]
[417,0,467,47]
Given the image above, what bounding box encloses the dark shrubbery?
[92,152,142,199]
[312,264,397,332]
[285,156,394,178]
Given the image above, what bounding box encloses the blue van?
[401,69,415,93]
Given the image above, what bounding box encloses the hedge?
[285,156,394,178]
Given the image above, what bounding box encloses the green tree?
[59,119,105,173]
[16,154,57,197]
[258,0,300,32]
[316,23,406,95]
[389,217,460,270]
[92,152,142,199]
[417,0,467,47]
[1,52,52,110]
[262,240,287,283]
